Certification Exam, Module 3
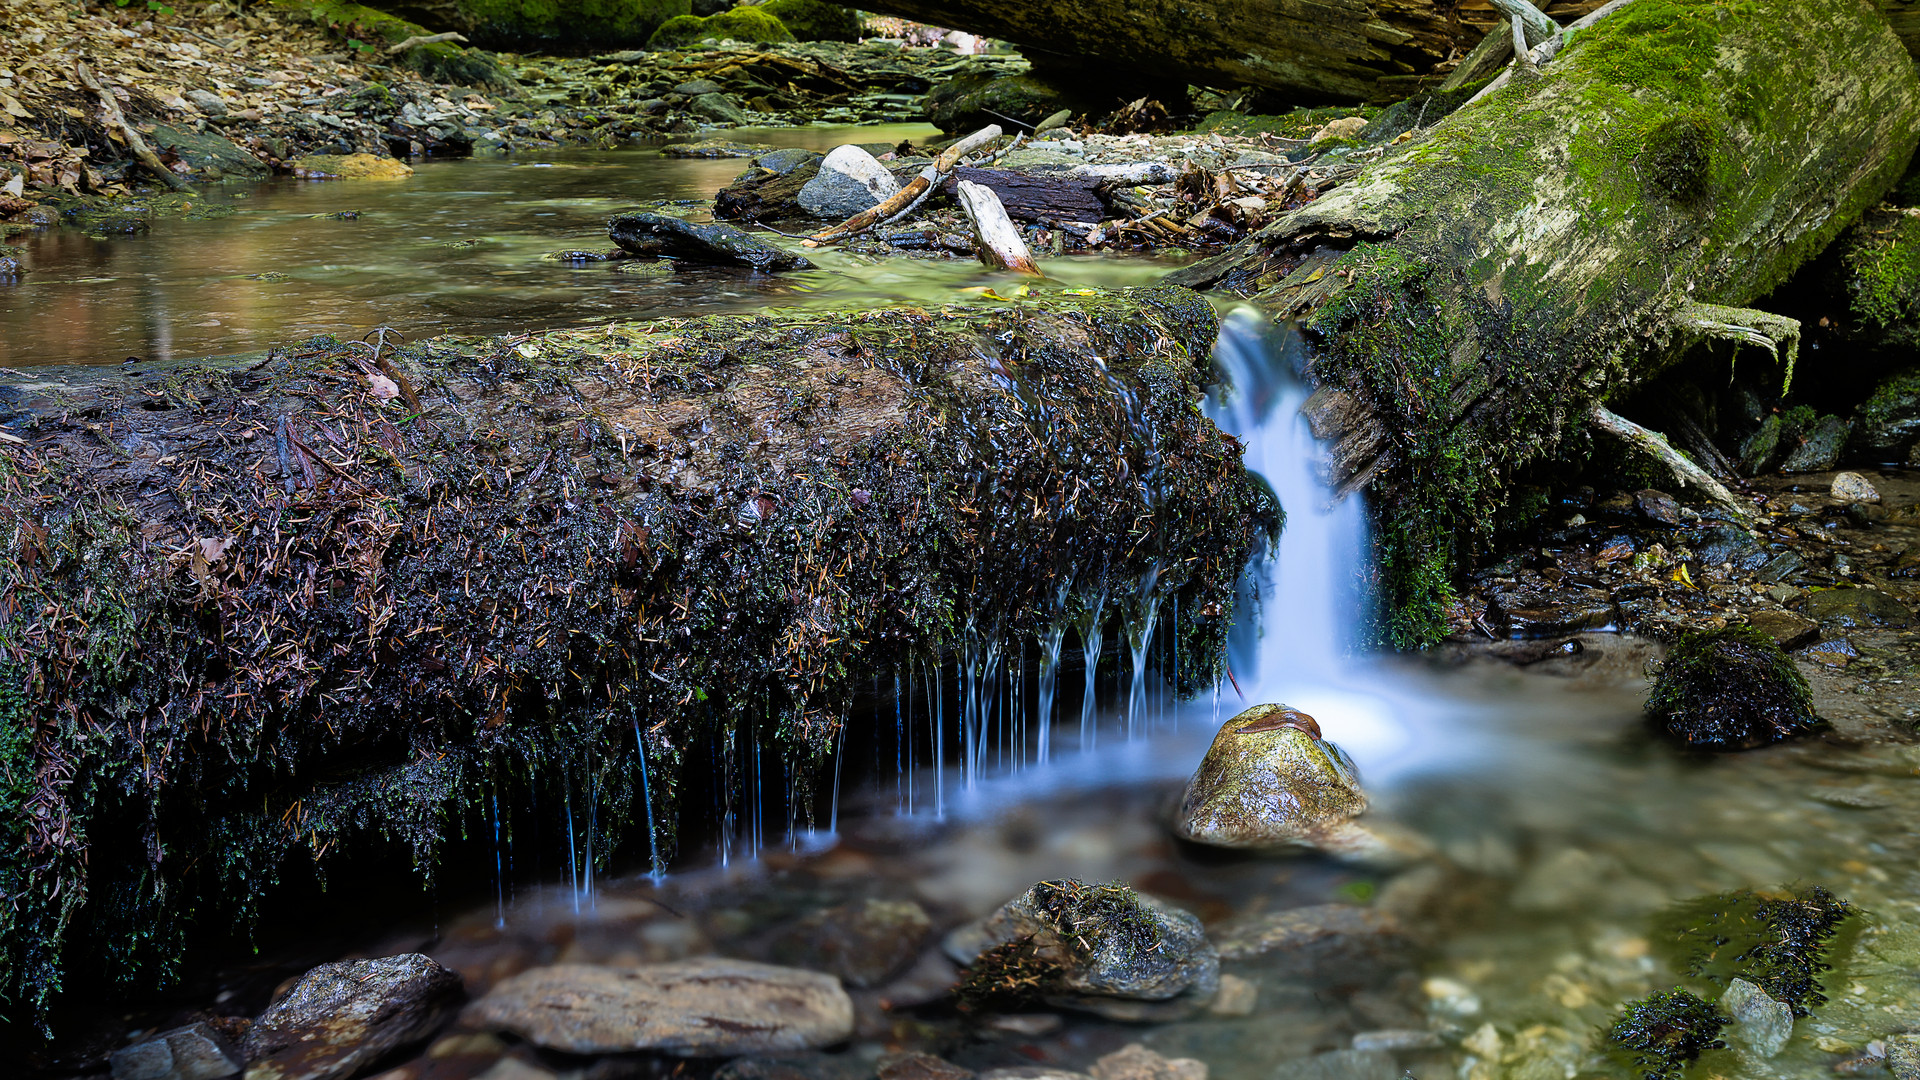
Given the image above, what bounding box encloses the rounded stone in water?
[1173,704,1366,849]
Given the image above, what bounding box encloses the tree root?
[1589,405,1756,522]
[1675,301,1803,393]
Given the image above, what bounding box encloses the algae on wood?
[1169,0,1920,646]
[0,289,1270,1022]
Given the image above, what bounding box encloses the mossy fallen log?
[1167,0,1920,647]
[0,288,1270,1024]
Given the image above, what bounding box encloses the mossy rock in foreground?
[755,0,861,42]
[0,288,1269,1027]
[648,6,793,47]
[1644,626,1823,750]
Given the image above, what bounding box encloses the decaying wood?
[1589,405,1755,522]
[940,167,1105,223]
[805,124,1001,245]
[75,59,189,192]
[1168,0,1920,644]
[386,31,468,55]
[956,179,1041,275]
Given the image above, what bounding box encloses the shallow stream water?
[12,132,1920,1080]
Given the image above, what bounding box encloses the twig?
[386,32,468,56]
[805,124,1002,246]
[1589,404,1754,522]
[75,60,189,192]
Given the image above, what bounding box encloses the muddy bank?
[0,285,1271,1023]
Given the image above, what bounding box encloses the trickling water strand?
[1075,588,1107,750]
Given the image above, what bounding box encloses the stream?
[10,133,1920,1080]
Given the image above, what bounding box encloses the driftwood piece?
[955,179,1041,275]
[940,167,1106,223]
[805,124,1001,245]
[1167,0,1919,645]
[75,60,189,192]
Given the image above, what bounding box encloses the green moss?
[756,0,859,42]
[648,6,793,48]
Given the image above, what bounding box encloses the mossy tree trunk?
[0,289,1270,1024]
[1168,0,1920,647]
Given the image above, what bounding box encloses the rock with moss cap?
[1174,704,1422,864]
[649,6,793,47]
[947,879,1218,1020]
[1644,626,1824,749]
[755,0,861,41]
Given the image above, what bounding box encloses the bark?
[858,0,1608,102]
[1167,0,1920,647]
[0,290,1270,1021]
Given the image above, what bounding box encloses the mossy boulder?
[443,0,690,50]
[950,880,1219,1019]
[648,6,792,47]
[755,0,860,41]
[1644,626,1824,750]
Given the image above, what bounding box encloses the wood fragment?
[75,60,188,192]
[1589,405,1754,522]
[385,32,468,55]
[956,180,1042,276]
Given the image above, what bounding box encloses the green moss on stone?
[648,6,792,48]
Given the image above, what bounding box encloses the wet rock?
[1645,626,1823,749]
[1804,587,1912,628]
[1780,414,1853,471]
[877,1052,975,1080]
[771,897,931,988]
[608,212,812,271]
[689,92,749,125]
[949,879,1218,1019]
[1743,609,1819,649]
[1269,1050,1395,1080]
[244,954,461,1080]
[1722,977,1792,1059]
[926,75,1074,133]
[1832,471,1882,503]
[468,959,854,1055]
[1634,488,1684,526]
[1088,1044,1206,1080]
[289,154,414,180]
[1485,583,1619,637]
[798,145,901,218]
[755,148,822,176]
[110,1022,243,1080]
[1887,1033,1920,1080]
[1174,705,1415,863]
[662,139,775,158]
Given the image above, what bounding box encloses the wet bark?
[0,290,1271,1020]
[1166,0,1920,646]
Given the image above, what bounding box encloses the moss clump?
[648,7,793,47]
[755,0,860,41]
[1605,988,1729,1080]
[1644,626,1821,749]
[456,0,689,50]
[1664,885,1854,1015]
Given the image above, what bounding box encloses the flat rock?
[289,154,413,181]
[1744,608,1819,649]
[798,145,901,219]
[244,954,461,1080]
[608,212,812,271]
[467,959,854,1056]
[1803,588,1911,629]
[111,1022,243,1080]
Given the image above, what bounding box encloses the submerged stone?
[1644,626,1823,749]
[468,959,853,1055]
[244,954,461,1080]
[608,211,813,270]
[949,879,1218,1019]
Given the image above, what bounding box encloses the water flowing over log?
[0,290,1271,1021]
[1167,0,1920,646]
